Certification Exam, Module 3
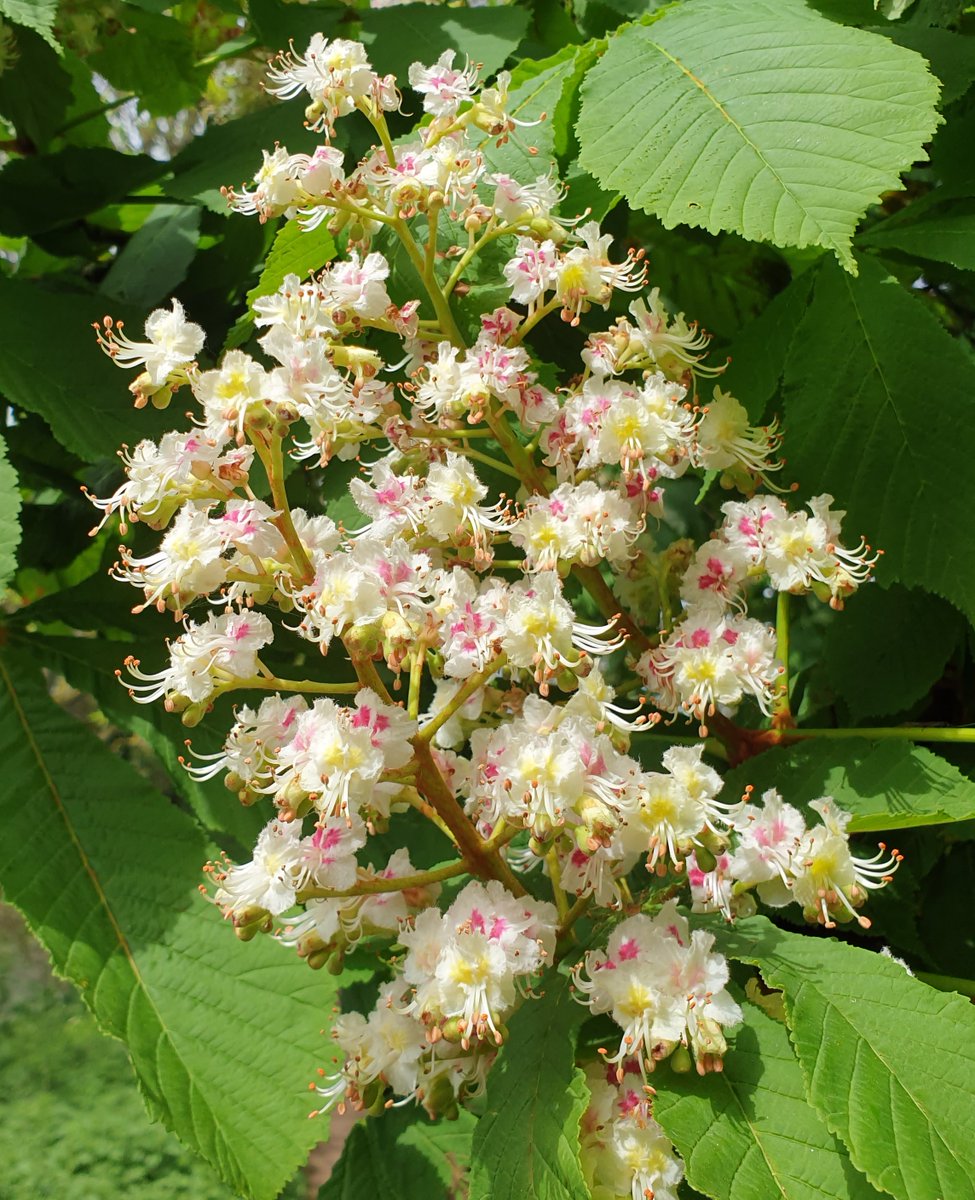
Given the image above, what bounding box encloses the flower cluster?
[316,882,558,1116]
[581,1062,685,1200]
[89,30,896,1184]
[573,902,742,1077]
[688,788,902,929]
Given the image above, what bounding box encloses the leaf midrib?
[0,658,246,1190]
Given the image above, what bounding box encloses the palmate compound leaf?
[711,915,975,1200]
[780,254,975,622]
[469,971,590,1200]
[720,737,975,832]
[0,652,369,1200]
[575,0,941,271]
[654,997,882,1200]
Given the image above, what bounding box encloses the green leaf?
[477,43,600,180]
[720,737,975,832]
[781,255,975,620]
[320,1107,476,1200]
[14,630,266,853]
[359,4,530,85]
[654,998,881,1200]
[89,9,207,117]
[100,204,203,309]
[0,148,167,237]
[0,0,58,50]
[469,973,590,1200]
[0,275,174,462]
[824,584,962,720]
[248,0,344,52]
[0,28,71,149]
[576,0,941,271]
[712,916,975,1200]
[860,197,975,270]
[720,270,816,422]
[0,653,369,1200]
[0,428,21,591]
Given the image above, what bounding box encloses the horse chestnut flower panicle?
[89,31,898,1182]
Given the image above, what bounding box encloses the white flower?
[408,51,479,116]
[224,146,303,222]
[95,299,204,386]
[214,819,304,916]
[122,610,273,706]
[194,350,271,440]
[503,237,559,304]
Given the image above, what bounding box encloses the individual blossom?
[223,145,304,222]
[94,299,204,407]
[182,693,308,795]
[692,387,783,486]
[502,572,625,685]
[122,610,274,709]
[408,51,479,117]
[555,222,646,325]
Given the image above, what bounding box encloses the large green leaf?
[469,973,590,1200]
[721,737,975,832]
[0,275,173,461]
[824,584,963,720]
[359,4,530,85]
[0,28,71,150]
[10,630,266,853]
[781,254,975,621]
[100,204,203,309]
[320,1107,476,1199]
[655,998,881,1199]
[576,0,941,271]
[89,8,206,117]
[0,0,58,49]
[0,653,366,1200]
[713,916,975,1200]
[866,25,975,104]
[0,428,21,591]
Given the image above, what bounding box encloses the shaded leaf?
[0,275,174,461]
[824,584,962,720]
[100,204,203,309]
[781,255,975,621]
[359,4,530,85]
[860,197,975,270]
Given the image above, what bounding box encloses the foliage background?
[2,0,975,1197]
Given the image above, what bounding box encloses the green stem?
[408,641,425,719]
[459,446,523,481]
[772,590,793,725]
[787,725,975,744]
[252,433,314,585]
[298,858,469,900]
[546,848,570,923]
[510,295,561,346]
[214,675,360,698]
[416,654,506,743]
[393,217,466,348]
